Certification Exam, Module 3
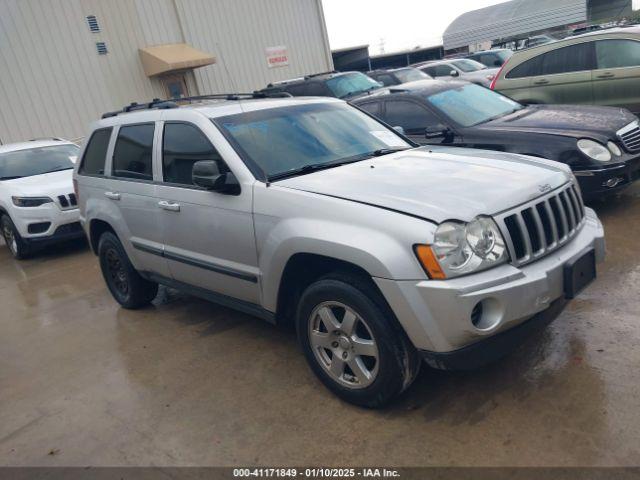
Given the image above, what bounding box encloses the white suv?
[0,139,85,259]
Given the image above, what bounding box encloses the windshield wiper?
[269,159,360,181]
[42,166,73,174]
[369,148,410,157]
[473,107,523,126]
[341,86,380,99]
[0,176,22,181]
[268,148,410,181]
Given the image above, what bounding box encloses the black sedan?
[352,80,640,200]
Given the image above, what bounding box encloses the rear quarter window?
[79,127,112,176]
[506,55,543,79]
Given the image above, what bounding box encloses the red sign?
[266,46,289,68]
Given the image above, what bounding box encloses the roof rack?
[101,91,292,119]
[29,137,64,142]
[304,70,338,79]
[265,71,339,87]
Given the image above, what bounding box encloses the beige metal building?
[0,0,333,144]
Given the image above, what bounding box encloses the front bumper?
[575,156,640,200]
[374,208,605,355]
[25,222,85,246]
[420,298,567,370]
[11,204,84,243]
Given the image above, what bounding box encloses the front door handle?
[104,191,121,201]
[533,79,549,85]
[158,200,181,212]
[596,72,615,79]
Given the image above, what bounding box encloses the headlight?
[12,196,53,207]
[607,141,622,157]
[415,216,508,279]
[577,139,611,162]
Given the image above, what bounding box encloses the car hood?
[276,147,571,223]
[2,169,74,197]
[482,105,636,138]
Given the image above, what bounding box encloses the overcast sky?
[321,0,640,54]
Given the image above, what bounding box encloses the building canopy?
[139,43,215,77]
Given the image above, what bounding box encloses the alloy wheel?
[2,222,18,257]
[308,301,379,389]
[105,248,129,296]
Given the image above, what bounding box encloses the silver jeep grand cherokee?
[75,94,605,408]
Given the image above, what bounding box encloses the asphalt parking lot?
[1,183,639,467]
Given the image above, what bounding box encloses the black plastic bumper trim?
[420,298,568,371]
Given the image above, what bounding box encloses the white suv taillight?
[73,179,79,202]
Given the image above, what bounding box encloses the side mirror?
[392,126,405,135]
[192,160,239,194]
[450,70,459,77]
[425,124,452,140]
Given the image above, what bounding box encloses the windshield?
[0,144,79,180]
[426,84,523,127]
[325,72,383,99]
[214,102,411,180]
[451,59,487,72]
[394,68,431,83]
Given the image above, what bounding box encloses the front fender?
[258,216,434,312]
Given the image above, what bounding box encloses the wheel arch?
[273,252,388,329]
[88,218,117,255]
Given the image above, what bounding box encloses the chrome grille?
[617,120,640,153]
[495,183,586,267]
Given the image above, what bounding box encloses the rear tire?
[296,273,420,408]
[98,231,158,309]
[1,214,31,260]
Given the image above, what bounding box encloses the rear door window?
[374,74,397,86]
[162,122,226,186]
[79,128,112,176]
[433,64,455,76]
[422,67,437,77]
[596,40,640,69]
[112,124,155,181]
[540,42,594,75]
[384,100,440,134]
[357,101,382,117]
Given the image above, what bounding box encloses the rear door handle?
[596,72,615,79]
[533,79,549,85]
[104,191,121,201]
[158,200,181,212]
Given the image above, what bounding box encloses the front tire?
[98,232,158,309]
[296,274,420,408]
[1,214,31,259]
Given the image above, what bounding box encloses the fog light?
[470,298,502,331]
[471,302,483,328]
[603,177,624,188]
[27,222,51,234]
